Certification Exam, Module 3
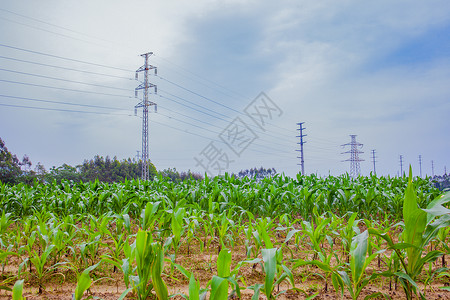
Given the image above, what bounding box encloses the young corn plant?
[27,244,66,294]
[248,248,294,299]
[369,167,450,299]
[340,212,361,263]
[12,279,25,300]
[301,216,331,260]
[331,230,386,300]
[172,263,208,300]
[131,229,168,300]
[72,261,102,300]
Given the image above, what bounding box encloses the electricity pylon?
[296,122,306,175]
[135,52,157,181]
[342,135,364,177]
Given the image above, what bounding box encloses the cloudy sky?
[1,0,449,177]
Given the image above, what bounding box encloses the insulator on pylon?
[155,105,157,113]
[135,72,138,80]
[155,68,157,75]
[134,107,137,116]
[155,86,157,94]
[135,90,138,98]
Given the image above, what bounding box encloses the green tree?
[0,137,26,184]
[45,164,81,184]
[79,155,157,182]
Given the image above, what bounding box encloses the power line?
[159,89,296,146]
[0,67,131,91]
[0,55,133,80]
[0,94,128,110]
[0,43,336,155]
[0,79,132,98]
[156,112,292,155]
[1,43,294,141]
[159,75,294,139]
[0,7,135,53]
[0,79,304,150]
[0,8,115,44]
[0,102,133,116]
[0,101,314,162]
[0,43,133,72]
[159,89,231,120]
[158,92,294,146]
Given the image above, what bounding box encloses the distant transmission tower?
[431,160,435,177]
[418,155,422,177]
[135,52,157,180]
[371,149,377,175]
[341,135,364,177]
[296,122,306,175]
[135,150,140,162]
[399,155,404,176]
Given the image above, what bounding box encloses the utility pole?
[399,155,404,177]
[431,160,435,177]
[371,149,377,175]
[419,155,422,177]
[341,135,364,178]
[296,122,306,175]
[135,52,157,181]
[135,150,140,162]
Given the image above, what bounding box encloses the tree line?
[1,137,202,184]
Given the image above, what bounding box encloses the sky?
[0,0,449,178]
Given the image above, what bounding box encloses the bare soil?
[1,237,449,300]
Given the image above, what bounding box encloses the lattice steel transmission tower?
[341,135,364,177]
[371,149,377,175]
[135,52,157,180]
[399,155,404,176]
[296,122,306,175]
[419,155,423,177]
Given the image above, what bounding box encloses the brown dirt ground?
[1,231,449,299]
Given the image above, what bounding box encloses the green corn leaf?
[173,262,192,279]
[248,283,263,300]
[262,248,277,298]
[73,271,91,300]
[73,261,101,300]
[122,258,130,288]
[424,192,450,223]
[284,229,301,244]
[217,248,231,278]
[189,274,200,300]
[152,246,168,300]
[260,228,273,249]
[117,288,133,300]
[403,167,427,274]
[394,271,421,293]
[12,279,24,300]
[293,259,333,272]
[210,275,227,300]
[331,273,344,298]
[351,230,369,284]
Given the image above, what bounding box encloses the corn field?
[1,170,449,299]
